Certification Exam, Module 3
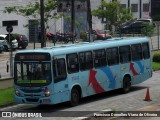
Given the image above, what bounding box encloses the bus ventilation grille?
[26,98,39,102]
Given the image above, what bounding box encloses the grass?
[152,62,160,71]
[0,87,14,106]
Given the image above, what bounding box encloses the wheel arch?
[69,84,82,106]
[122,74,132,87]
[122,73,132,93]
[70,84,82,99]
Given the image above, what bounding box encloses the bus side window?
[79,51,93,71]
[79,52,86,70]
[67,53,79,73]
[85,51,93,69]
[119,46,131,63]
[106,47,119,66]
[53,58,67,83]
[94,49,106,68]
[131,44,142,61]
[142,42,150,59]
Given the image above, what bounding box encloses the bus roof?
[16,37,150,56]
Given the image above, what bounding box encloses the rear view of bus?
[14,52,53,104]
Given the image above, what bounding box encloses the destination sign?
[15,53,51,61]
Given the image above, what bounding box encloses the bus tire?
[70,88,80,106]
[122,76,131,93]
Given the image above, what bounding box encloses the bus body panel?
[140,58,152,82]
[130,61,144,85]
[53,81,70,104]
[69,65,121,97]
[99,65,121,91]
[70,71,91,97]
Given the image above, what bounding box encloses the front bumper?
[15,96,54,105]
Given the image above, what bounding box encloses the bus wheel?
[70,88,80,106]
[122,76,131,93]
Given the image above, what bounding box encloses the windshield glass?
[137,19,150,23]
[15,62,52,87]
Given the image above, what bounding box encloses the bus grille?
[21,89,41,93]
[26,98,39,102]
[24,94,41,97]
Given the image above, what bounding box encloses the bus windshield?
[14,62,52,87]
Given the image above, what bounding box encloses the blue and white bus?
[14,37,152,106]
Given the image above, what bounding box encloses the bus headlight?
[44,87,51,97]
[15,89,21,96]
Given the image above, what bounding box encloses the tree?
[3,0,62,32]
[142,23,155,37]
[87,0,92,31]
[92,0,133,32]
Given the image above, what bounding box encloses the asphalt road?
[0,70,160,120]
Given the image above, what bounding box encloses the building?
[151,0,160,20]
[91,0,150,30]
[0,0,63,42]
[0,0,151,41]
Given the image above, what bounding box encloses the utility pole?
[6,26,13,77]
[71,0,75,44]
[87,0,92,42]
[139,0,142,18]
[40,0,45,48]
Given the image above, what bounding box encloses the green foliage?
[153,15,160,21]
[92,1,133,31]
[141,23,155,37]
[119,8,133,24]
[65,16,71,22]
[153,52,160,63]
[152,62,160,71]
[3,0,61,31]
[80,31,87,40]
[12,33,19,39]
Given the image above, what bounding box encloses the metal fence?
[150,25,160,50]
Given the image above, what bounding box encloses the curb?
[0,77,13,81]
[0,102,15,109]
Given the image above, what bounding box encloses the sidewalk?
[0,77,13,89]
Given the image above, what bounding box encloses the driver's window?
[53,58,67,83]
